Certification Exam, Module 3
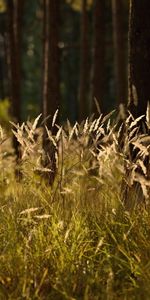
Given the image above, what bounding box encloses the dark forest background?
[0,0,129,125]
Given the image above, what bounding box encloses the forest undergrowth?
[0,110,150,300]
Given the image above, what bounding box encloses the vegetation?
[0,1,150,299]
[0,110,150,299]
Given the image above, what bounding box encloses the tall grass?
[0,111,150,299]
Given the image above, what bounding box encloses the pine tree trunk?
[123,0,150,207]
[128,0,150,118]
[112,0,127,107]
[42,0,60,185]
[92,0,106,116]
[0,12,6,99]
[7,0,24,165]
[78,0,89,122]
[43,0,60,127]
[7,0,23,123]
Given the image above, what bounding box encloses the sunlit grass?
[0,112,150,299]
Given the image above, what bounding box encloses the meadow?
[0,111,150,299]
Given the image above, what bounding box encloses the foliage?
[66,0,93,11]
[0,98,11,127]
[0,0,6,13]
[0,113,150,299]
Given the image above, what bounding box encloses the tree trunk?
[6,0,24,165]
[78,0,89,122]
[42,0,60,185]
[123,0,150,207]
[92,0,106,117]
[112,0,127,107]
[7,0,23,123]
[43,0,60,127]
[128,0,150,118]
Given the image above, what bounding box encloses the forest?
[0,0,150,299]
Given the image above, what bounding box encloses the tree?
[42,0,60,128]
[112,0,127,107]
[6,0,24,162]
[0,11,7,99]
[7,0,24,123]
[128,0,150,119]
[92,0,106,116]
[78,0,89,121]
[123,0,150,206]
[42,0,60,184]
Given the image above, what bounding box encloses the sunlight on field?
[0,112,150,299]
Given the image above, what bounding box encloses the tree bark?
[128,0,150,118]
[42,0,60,185]
[7,0,23,123]
[92,0,106,117]
[78,0,89,122]
[43,0,60,128]
[6,0,24,165]
[123,0,150,207]
[112,0,127,107]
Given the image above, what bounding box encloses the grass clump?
[0,112,150,299]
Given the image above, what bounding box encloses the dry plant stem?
[59,130,65,208]
[42,130,57,185]
[13,136,22,180]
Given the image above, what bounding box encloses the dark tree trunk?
[78,0,89,122]
[0,57,5,99]
[128,0,150,118]
[7,0,23,123]
[112,0,127,107]
[43,0,60,127]
[6,0,24,164]
[0,12,6,99]
[123,0,150,207]
[92,0,106,117]
[42,0,60,185]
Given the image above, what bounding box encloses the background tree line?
[0,0,149,133]
[0,0,129,123]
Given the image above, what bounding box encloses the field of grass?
[0,112,150,299]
